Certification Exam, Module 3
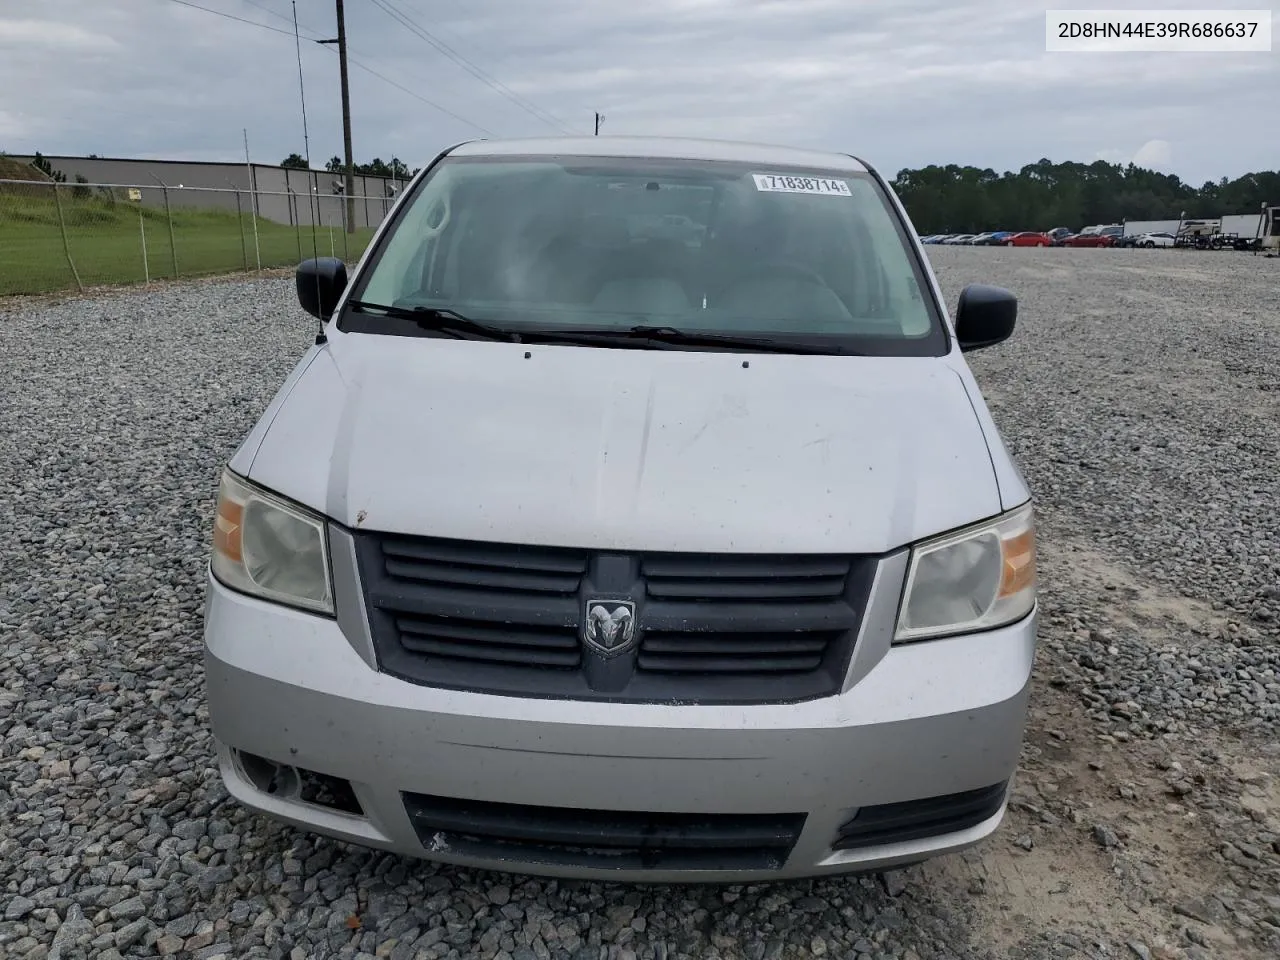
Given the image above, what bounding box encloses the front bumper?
[203,557,1038,882]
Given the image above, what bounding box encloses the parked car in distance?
[1005,232,1051,247]
[1063,233,1115,248]
[943,234,977,245]
[201,134,1039,883]
[970,231,1014,246]
[1046,227,1074,246]
[1138,232,1176,248]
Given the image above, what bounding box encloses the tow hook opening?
[234,749,364,815]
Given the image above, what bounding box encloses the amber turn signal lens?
[999,527,1036,598]
[213,498,243,564]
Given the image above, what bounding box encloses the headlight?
[210,468,334,615]
[894,503,1036,642]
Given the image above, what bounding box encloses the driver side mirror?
[954,283,1017,352]
[296,257,348,321]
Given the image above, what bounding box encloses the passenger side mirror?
[954,284,1017,352]
[296,257,349,321]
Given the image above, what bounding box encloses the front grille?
[377,536,587,670]
[832,781,1009,850]
[354,531,878,703]
[404,792,805,871]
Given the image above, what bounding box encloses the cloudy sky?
[1,0,1276,184]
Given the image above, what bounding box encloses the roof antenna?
[292,0,327,346]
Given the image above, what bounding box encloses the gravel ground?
[2,248,1278,960]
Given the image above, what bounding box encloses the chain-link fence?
[0,178,393,297]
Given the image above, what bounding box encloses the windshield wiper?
[347,300,523,342]
[347,302,841,354]
[574,324,837,354]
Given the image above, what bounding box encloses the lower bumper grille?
[403,793,806,871]
[833,781,1009,850]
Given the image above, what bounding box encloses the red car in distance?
[1062,232,1116,248]
[1004,232,1051,247]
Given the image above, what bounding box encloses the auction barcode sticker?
[753,174,851,196]
[1046,10,1271,52]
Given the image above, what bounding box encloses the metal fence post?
[232,186,248,271]
[52,184,84,293]
[156,180,179,278]
[290,190,302,263]
[138,204,150,284]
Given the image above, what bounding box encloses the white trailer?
[1259,205,1280,254]
[1206,209,1277,251]
[1123,219,1181,237]
[1220,213,1264,242]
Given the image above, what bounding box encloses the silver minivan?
[203,136,1038,882]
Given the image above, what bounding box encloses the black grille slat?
[641,556,851,579]
[641,633,832,655]
[643,555,850,602]
[396,617,578,650]
[355,532,877,704]
[398,637,580,668]
[409,799,799,848]
[384,558,582,595]
[639,601,856,633]
[404,792,806,870]
[833,782,1009,850]
[638,653,824,674]
[645,577,848,600]
[367,584,580,628]
[433,838,785,872]
[381,537,588,574]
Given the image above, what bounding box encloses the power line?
[165,0,301,38]
[345,56,495,135]
[245,0,492,134]
[367,0,575,134]
[162,0,493,136]
[240,0,306,29]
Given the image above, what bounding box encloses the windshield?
[343,154,946,355]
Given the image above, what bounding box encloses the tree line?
[280,153,416,179]
[891,159,1280,234]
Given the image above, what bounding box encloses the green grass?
[0,188,375,297]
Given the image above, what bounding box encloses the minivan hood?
[244,336,1001,554]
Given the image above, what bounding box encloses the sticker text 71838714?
[752,174,852,196]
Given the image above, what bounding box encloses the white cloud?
[0,19,119,51]
[1132,139,1173,170]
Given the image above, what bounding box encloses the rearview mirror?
[296,257,348,321]
[954,284,1017,352]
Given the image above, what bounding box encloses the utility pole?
[594,112,604,136]
[319,1,356,234]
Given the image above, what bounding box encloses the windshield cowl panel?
[340,154,948,357]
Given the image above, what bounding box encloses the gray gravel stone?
[113,918,151,950]
[5,898,36,921]
[1094,825,1120,849]
[107,898,146,922]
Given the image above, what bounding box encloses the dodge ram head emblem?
[583,600,637,656]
